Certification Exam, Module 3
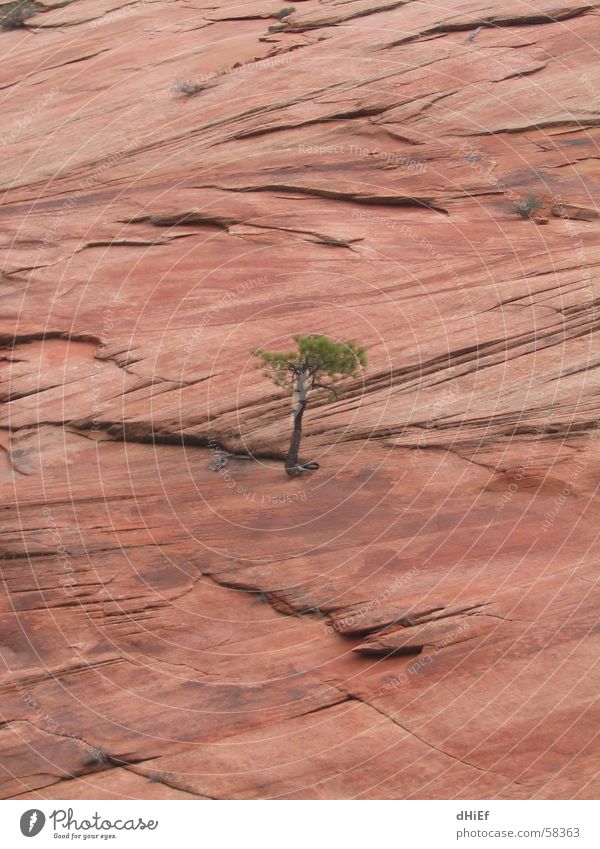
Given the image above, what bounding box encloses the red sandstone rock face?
[1,0,599,800]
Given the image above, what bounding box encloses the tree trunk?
[285,367,308,476]
[285,399,307,475]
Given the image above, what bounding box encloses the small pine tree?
[251,334,366,476]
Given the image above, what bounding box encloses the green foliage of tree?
[251,334,367,475]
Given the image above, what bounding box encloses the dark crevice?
[334,688,526,787]
[196,182,448,214]
[386,6,599,48]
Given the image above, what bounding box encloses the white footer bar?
[0,800,597,848]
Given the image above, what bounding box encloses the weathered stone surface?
[353,613,496,655]
[1,0,599,800]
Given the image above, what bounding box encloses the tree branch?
[312,381,339,399]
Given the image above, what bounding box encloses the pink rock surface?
[0,0,599,799]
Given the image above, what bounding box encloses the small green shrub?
[82,746,109,766]
[512,193,544,220]
[274,6,295,20]
[0,1,39,30]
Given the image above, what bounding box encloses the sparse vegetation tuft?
[512,193,544,220]
[171,79,210,97]
[82,746,110,767]
[274,6,295,20]
[0,1,39,30]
